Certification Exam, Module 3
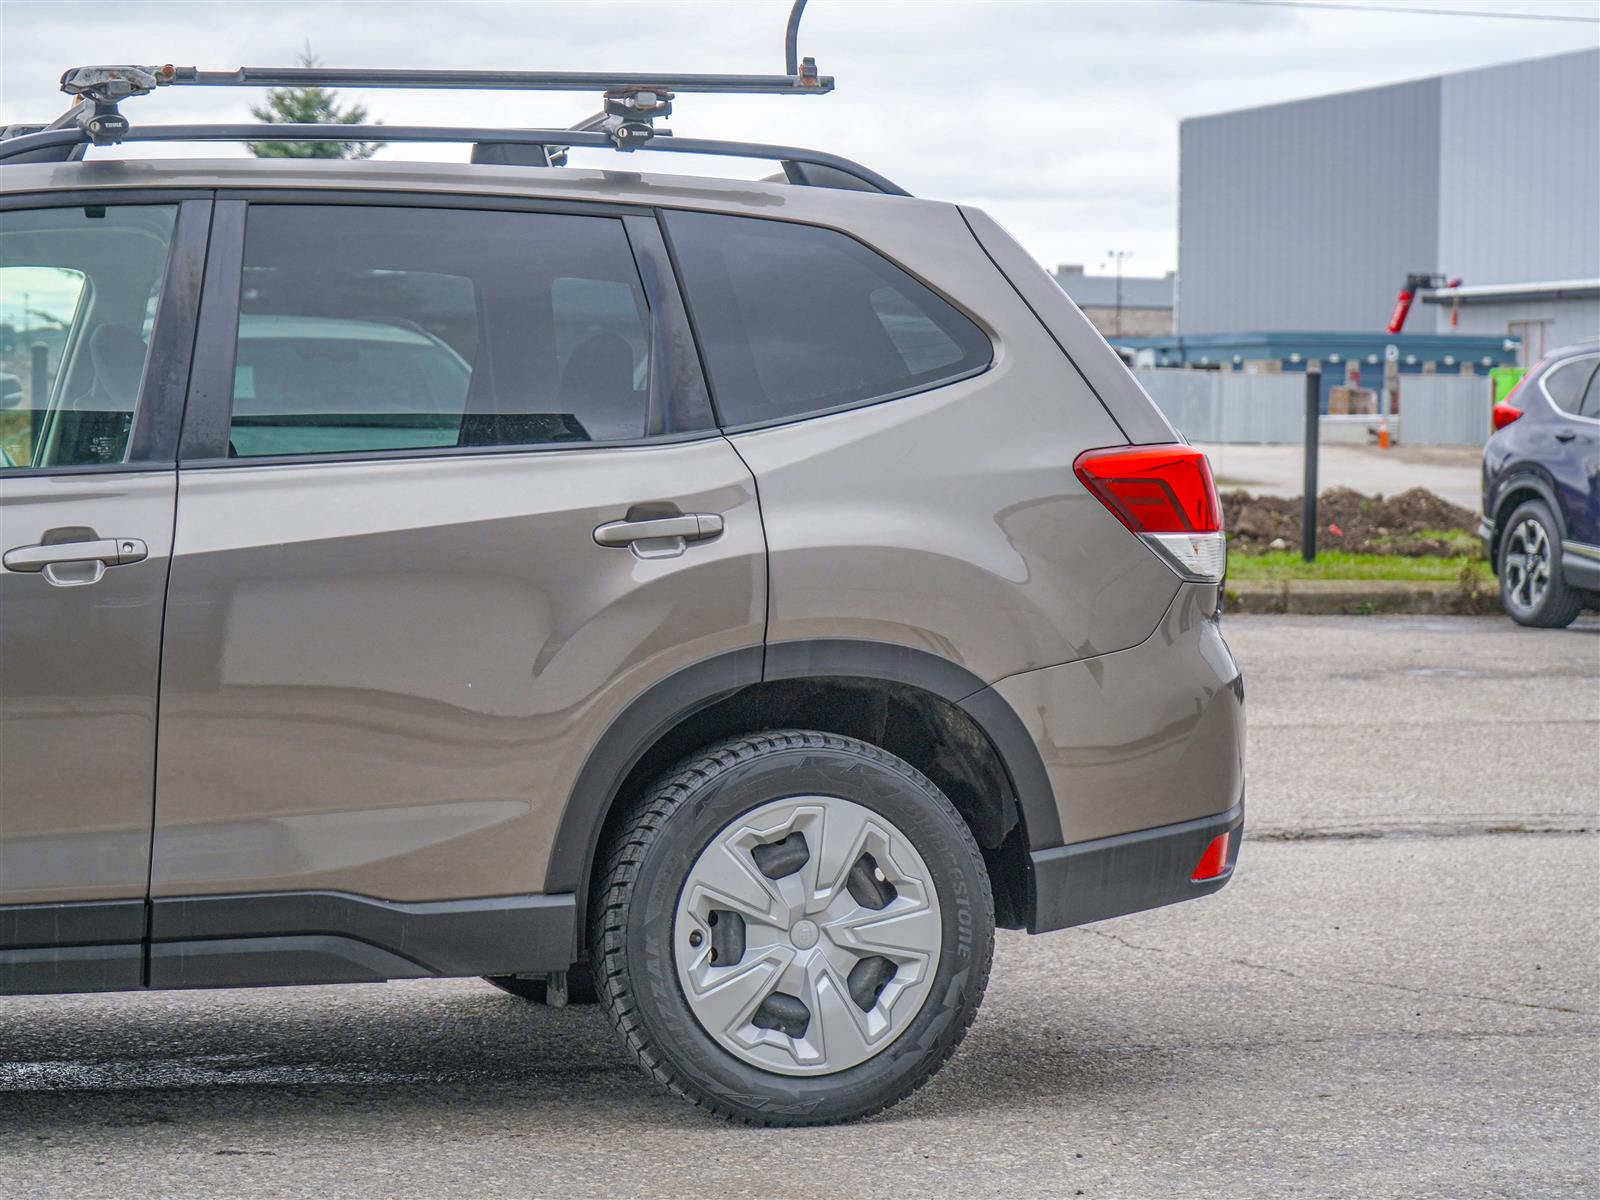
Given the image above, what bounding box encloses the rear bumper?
[976,582,1246,932]
[1028,800,1243,932]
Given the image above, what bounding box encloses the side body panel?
[152,440,765,901]
[727,204,1180,684]
[1548,384,1600,554]
[0,472,176,905]
[958,206,1179,446]
[981,584,1245,846]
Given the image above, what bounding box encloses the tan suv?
[0,67,1243,1124]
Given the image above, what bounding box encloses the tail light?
[1492,402,1522,431]
[1074,444,1226,583]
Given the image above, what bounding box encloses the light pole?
[1106,250,1131,337]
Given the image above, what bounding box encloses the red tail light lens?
[1492,402,1522,431]
[1191,831,1232,882]
[1074,444,1226,582]
[1073,445,1221,533]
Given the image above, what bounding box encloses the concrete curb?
[1224,577,1502,616]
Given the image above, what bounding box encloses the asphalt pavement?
[2,615,1596,1199]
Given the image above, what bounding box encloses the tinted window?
[0,205,177,469]
[1540,356,1597,415]
[227,205,684,458]
[664,211,991,427]
[1576,363,1600,420]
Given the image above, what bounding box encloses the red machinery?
[1387,272,1462,334]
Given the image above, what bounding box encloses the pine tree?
[248,44,384,160]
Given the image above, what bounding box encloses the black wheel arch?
[545,639,1060,932]
[1488,469,1564,568]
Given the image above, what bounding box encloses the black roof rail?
[0,1,906,194]
[0,123,911,196]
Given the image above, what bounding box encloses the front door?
[0,197,207,992]
[147,198,764,985]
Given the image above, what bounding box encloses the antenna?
[47,0,830,151]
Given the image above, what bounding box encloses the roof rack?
[0,123,909,195]
[0,0,906,194]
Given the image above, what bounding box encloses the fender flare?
[1489,468,1564,559]
[544,639,1061,925]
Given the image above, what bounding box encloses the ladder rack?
[0,0,873,185]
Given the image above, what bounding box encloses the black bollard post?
[1301,368,1321,563]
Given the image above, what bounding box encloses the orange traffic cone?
[1378,418,1390,449]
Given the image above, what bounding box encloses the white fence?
[1396,375,1493,445]
[1134,369,1493,446]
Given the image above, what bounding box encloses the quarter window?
[663,211,991,428]
[226,205,682,458]
[1540,357,1598,416]
[1575,364,1600,421]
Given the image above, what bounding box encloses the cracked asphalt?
[2,615,1596,1198]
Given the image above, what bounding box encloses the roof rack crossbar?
[155,67,830,94]
[0,123,912,197]
[41,2,830,153]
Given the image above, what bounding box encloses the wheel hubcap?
[1504,518,1551,614]
[672,795,943,1076]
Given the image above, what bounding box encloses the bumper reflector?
[1191,831,1232,882]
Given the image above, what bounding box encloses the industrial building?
[1051,264,1175,337]
[1175,48,1599,363]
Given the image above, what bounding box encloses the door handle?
[593,513,724,548]
[3,537,148,573]
[1554,430,1577,442]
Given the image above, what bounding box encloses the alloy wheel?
[1503,517,1551,616]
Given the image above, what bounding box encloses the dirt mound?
[1223,487,1480,556]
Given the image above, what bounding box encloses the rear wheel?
[1499,499,1583,628]
[590,730,994,1125]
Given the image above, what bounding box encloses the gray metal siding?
[1178,78,1441,334]
[1436,49,1600,295]
[1448,297,1600,357]
[1135,370,1306,443]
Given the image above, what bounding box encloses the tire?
[484,962,598,1005]
[1498,499,1583,628]
[590,730,995,1126]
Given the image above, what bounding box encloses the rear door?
[1541,353,1600,550]
[0,195,207,991]
[148,197,764,986]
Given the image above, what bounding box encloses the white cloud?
[2,0,1594,274]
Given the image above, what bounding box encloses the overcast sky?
[3,1,1596,276]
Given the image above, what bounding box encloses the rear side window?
[663,211,991,428]
[0,204,177,470]
[226,205,695,458]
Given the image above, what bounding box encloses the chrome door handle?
[3,537,147,572]
[593,513,724,547]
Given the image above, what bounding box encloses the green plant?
[1226,551,1495,583]
[248,44,384,160]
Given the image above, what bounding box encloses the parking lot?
[2,614,1595,1199]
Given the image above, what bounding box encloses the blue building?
[1113,331,1517,411]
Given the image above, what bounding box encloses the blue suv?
[1482,341,1600,627]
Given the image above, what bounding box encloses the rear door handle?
[1554,430,1577,442]
[3,537,147,572]
[593,513,724,547]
